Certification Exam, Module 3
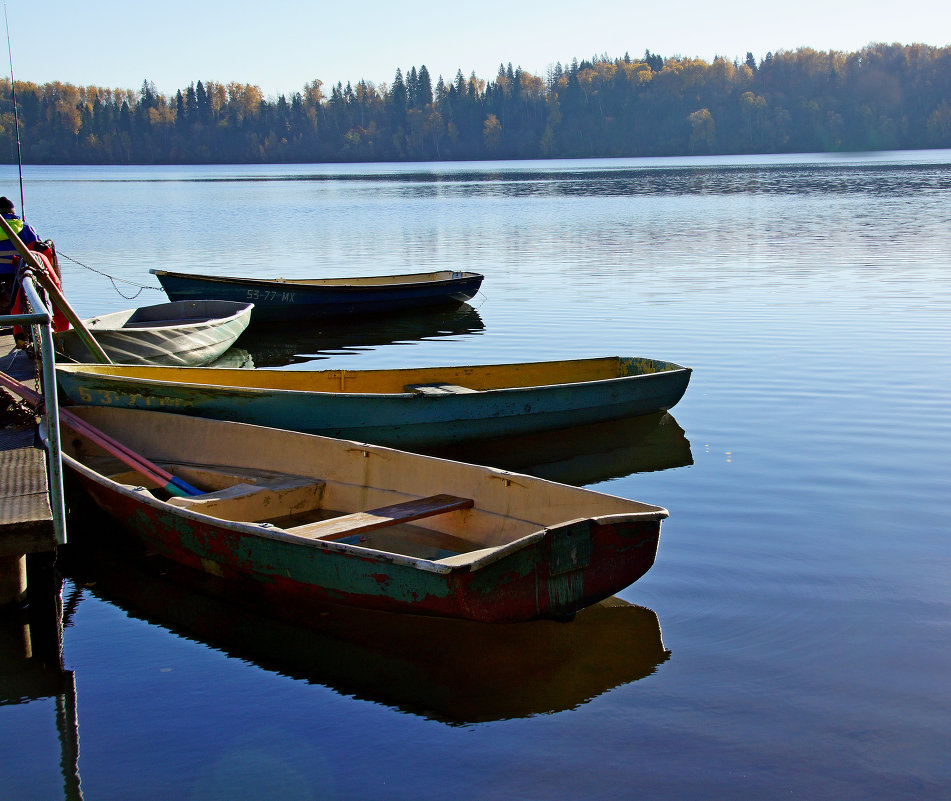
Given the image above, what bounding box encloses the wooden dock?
[0,333,56,606]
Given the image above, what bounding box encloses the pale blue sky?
[10,0,950,99]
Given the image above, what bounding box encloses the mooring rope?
[56,251,164,300]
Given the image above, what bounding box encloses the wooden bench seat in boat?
[404,383,478,396]
[166,476,324,522]
[285,494,474,541]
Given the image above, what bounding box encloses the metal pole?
[17,277,67,545]
[3,3,24,217]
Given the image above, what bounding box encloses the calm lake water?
[2,151,950,800]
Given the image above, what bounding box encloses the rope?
[57,251,164,301]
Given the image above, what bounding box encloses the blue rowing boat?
[151,269,484,322]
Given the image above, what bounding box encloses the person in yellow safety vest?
[0,196,41,313]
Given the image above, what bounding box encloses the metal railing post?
[0,276,68,544]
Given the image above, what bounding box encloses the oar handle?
[61,414,191,497]
[0,369,41,405]
[61,412,202,497]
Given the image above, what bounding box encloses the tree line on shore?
[3,42,950,164]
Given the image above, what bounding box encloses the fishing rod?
[3,2,24,219]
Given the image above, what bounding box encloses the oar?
[60,412,202,497]
[0,215,113,364]
[0,372,201,497]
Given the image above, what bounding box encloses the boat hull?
[56,357,691,448]
[73,473,661,621]
[54,300,253,366]
[151,269,484,322]
[59,408,667,623]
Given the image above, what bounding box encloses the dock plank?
[0,436,55,554]
[0,337,55,554]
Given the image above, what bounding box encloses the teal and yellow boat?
[56,356,691,448]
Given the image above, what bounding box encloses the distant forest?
[3,43,951,164]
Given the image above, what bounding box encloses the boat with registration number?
[151,269,484,322]
[55,356,691,448]
[56,406,668,623]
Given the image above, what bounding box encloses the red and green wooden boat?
[59,407,668,623]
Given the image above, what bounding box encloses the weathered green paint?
[66,406,667,622]
[129,500,457,604]
[547,521,592,615]
[550,520,593,575]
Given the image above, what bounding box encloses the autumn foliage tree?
[2,43,950,164]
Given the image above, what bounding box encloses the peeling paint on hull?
[61,407,667,623]
[77,476,661,623]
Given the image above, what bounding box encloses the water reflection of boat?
[206,347,254,369]
[424,411,693,485]
[238,303,485,368]
[63,541,670,725]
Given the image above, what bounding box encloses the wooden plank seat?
[285,494,474,541]
[405,383,478,396]
[166,476,324,522]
